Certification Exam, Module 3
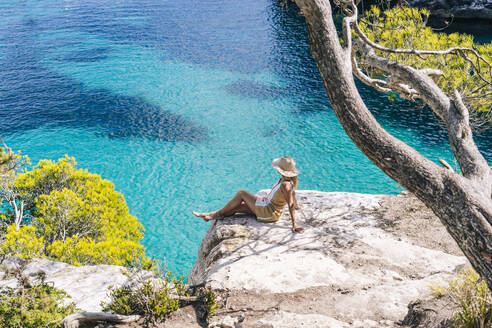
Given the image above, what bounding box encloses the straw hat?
[272,156,299,177]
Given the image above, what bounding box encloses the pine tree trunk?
[293,0,492,289]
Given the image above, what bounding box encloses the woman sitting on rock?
[193,156,304,233]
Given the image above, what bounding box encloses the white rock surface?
[0,257,152,312]
[189,190,467,327]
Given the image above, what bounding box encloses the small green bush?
[449,267,492,328]
[0,224,45,259]
[432,266,492,328]
[102,269,187,321]
[1,155,153,269]
[0,281,76,328]
[204,288,218,317]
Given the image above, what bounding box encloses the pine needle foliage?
[0,225,45,259]
[357,6,491,128]
[1,155,152,269]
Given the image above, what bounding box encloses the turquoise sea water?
[1,0,490,276]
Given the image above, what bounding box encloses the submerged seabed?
[0,0,490,276]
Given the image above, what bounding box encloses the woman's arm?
[281,182,304,234]
[293,191,301,210]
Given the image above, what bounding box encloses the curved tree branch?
[351,50,392,93]
[352,46,422,101]
[352,21,492,86]
[354,38,490,179]
[339,1,357,54]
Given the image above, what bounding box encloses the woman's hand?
[292,226,304,234]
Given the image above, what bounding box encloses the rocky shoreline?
[408,0,492,20]
[357,0,492,20]
[0,191,468,327]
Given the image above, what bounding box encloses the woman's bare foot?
[204,211,222,221]
[192,211,220,222]
[192,211,209,221]
[292,227,305,234]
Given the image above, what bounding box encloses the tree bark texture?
[293,0,492,289]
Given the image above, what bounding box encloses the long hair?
[282,175,298,190]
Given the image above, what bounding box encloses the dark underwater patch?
[0,64,206,142]
[62,47,110,63]
[0,16,206,143]
[85,91,208,141]
[224,79,288,101]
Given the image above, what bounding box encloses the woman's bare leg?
[195,202,253,220]
[193,190,257,221]
[221,202,254,217]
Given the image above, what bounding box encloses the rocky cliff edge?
[188,191,466,327]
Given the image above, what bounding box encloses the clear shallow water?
[0,0,490,276]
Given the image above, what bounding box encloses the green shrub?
[0,224,45,259]
[101,270,187,321]
[0,155,152,269]
[0,142,31,231]
[102,269,220,323]
[204,288,218,317]
[449,267,492,328]
[432,266,492,328]
[46,235,149,268]
[0,279,76,328]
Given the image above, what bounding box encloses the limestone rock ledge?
[0,257,152,312]
[189,190,467,327]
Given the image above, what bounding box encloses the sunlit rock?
[189,191,467,327]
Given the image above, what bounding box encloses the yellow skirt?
[255,203,281,223]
